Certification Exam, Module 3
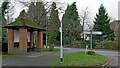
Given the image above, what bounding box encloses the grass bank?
[52,51,108,67]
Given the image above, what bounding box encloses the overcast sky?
[61,0,119,20]
[0,0,120,22]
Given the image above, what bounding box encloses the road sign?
[83,31,102,35]
[83,31,102,50]
[58,12,64,63]
[58,12,64,23]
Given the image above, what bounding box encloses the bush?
[49,44,54,51]
[103,41,118,50]
[94,41,118,50]
[72,41,86,48]
[87,51,95,55]
[94,45,104,49]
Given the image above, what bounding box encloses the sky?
[63,0,119,20]
[0,0,120,24]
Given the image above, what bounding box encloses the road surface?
[2,47,120,67]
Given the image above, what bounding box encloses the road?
[2,47,120,67]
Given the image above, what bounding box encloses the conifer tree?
[63,2,82,44]
[93,4,114,40]
[48,2,60,45]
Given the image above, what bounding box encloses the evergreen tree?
[48,2,59,32]
[48,2,60,45]
[1,2,9,44]
[93,4,114,40]
[63,2,82,45]
[1,2,9,17]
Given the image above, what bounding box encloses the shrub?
[94,41,118,50]
[87,51,95,55]
[103,41,118,50]
[94,45,104,49]
[49,44,54,51]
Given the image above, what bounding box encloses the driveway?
[2,47,119,67]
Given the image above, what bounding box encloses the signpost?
[58,12,64,63]
[83,31,102,35]
[83,31,102,50]
[85,45,88,56]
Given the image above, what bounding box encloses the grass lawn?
[2,55,18,59]
[52,51,109,67]
[43,48,67,52]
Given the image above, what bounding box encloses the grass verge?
[52,51,108,67]
[2,55,18,59]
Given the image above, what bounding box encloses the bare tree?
[80,7,91,40]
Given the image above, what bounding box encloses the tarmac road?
[2,47,120,67]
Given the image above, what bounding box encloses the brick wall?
[19,29,27,55]
[37,31,43,51]
[8,29,14,54]
[30,31,33,48]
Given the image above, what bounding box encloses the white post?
[58,11,64,63]
[90,30,92,50]
[60,21,63,63]
[46,33,47,48]
[46,15,48,48]
[85,45,88,56]
[46,19,47,48]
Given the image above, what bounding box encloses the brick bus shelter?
[3,18,45,55]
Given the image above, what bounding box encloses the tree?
[80,7,91,41]
[93,4,114,41]
[27,2,47,28]
[63,2,82,45]
[1,2,9,44]
[0,2,9,52]
[1,2,9,17]
[48,2,60,45]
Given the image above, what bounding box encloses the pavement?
[2,47,120,67]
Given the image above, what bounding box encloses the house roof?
[4,18,45,31]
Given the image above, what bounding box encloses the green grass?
[52,51,109,67]
[2,55,18,59]
[43,48,67,52]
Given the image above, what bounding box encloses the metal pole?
[90,30,92,50]
[60,21,63,63]
[46,31,47,48]
[46,16,48,48]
